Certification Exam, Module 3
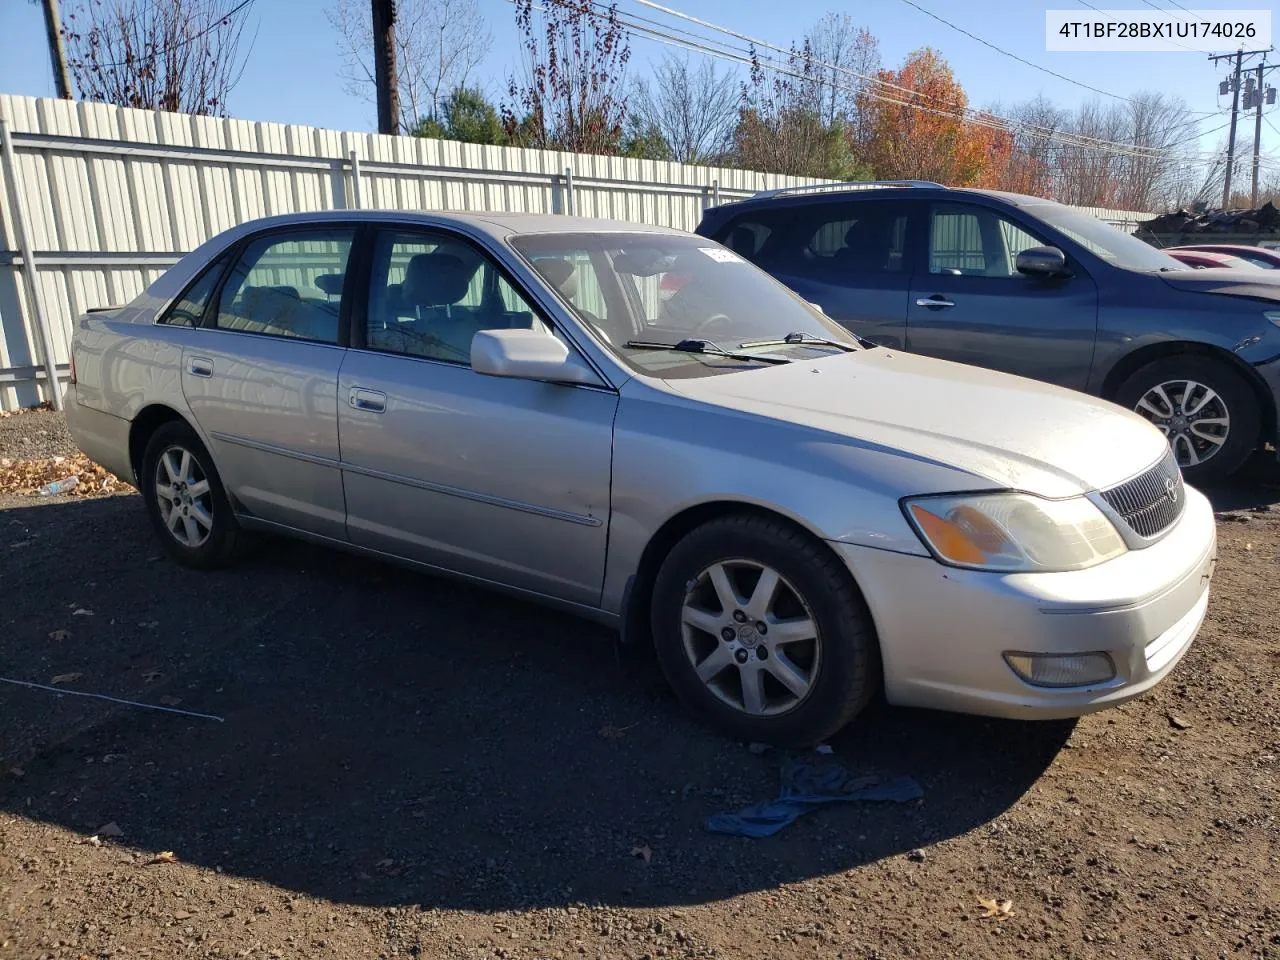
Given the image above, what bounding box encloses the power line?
[893,0,1134,102]
[77,0,255,70]
[625,0,1187,158]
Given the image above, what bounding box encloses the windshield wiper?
[623,338,792,365]
[739,331,860,352]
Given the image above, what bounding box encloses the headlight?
[1266,310,1280,329]
[903,492,1126,573]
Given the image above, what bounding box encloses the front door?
[180,225,355,539]
[906,202,1099,389]
[336,226,617,606]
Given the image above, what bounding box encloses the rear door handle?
[915,296,956,309]
[349,387,387,413]
[187,356,214,377]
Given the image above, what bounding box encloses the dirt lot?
[2,409,1279,960]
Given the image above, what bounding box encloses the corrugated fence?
[0,93,1152,410]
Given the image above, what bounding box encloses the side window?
[158,253,230,327]
[215,229,353,342]
[929,204,1044,277]
[366,229,545,364]
[800,204,909,274]
[717,219,773,263]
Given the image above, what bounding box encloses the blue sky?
[1,0,1276,159]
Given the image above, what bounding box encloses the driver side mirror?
[1015,245,1070,278]
[471,329,602,387]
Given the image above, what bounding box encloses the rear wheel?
[141,421,246,568]
[650,514,879,746]
[1116,355,1259,485]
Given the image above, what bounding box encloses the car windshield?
[509,232,861,377]
[1033,206,1185,273]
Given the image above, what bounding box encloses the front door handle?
[915,296,956,309]
[187,356,214,377]
[349,387,387,413]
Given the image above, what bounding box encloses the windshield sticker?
[698,247,745,263]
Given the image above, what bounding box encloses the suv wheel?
[1116,355,1259,485]
[650,514,879,746]
[141,421,246,568]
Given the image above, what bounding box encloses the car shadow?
[1201,450,1280,512]
[0,495,1071,910]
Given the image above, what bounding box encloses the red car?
[1168,244,1280,269]
[1165,248,1261,270]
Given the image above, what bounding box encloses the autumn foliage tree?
[504,0,632,154]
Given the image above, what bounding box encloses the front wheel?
[1116,355,1260,486]
[141,421,246,569]
[650,514,879,747]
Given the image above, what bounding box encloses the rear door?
[180,225,356,539]
[710,200,917,348]
[906,202,1099,389]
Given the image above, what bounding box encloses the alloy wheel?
[680,559,821,717]
[1132,379,1230,468]
[154,445,214,548]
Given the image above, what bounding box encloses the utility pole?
[40,0,72,100]
[1246,61,1278,207]
[1209,47,1273,208]
[371,0,400,135]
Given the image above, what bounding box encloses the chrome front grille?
[1100,449,1185,540]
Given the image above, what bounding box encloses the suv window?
[366,229,546,364]
[158,253,230,327]
[928,203,1043,277]
[717,202,909,275]
[215,229,353,342]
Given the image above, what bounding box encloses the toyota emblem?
[1165,476,1179,504]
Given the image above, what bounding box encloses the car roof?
[212,209,689,243]
[710,182,1068,214]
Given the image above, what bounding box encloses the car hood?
[1158,268,1280,303]
[664,349,1168,499]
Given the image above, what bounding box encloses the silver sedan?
[65,211,1217,745]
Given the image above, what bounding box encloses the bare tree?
[504,0,631,154]
[328,0,492,132]
[631,54,737,163]
[61,0,254,115]
[805,13,879,137]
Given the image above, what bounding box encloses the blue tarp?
[706,758,923,838]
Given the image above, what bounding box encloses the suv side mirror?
[1016,245,1070,278]
[471,329,602,386]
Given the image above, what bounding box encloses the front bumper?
[831,486,1217,720]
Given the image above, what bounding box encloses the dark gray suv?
[696,181,1280,485]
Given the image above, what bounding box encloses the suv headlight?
[903,492,1126,573]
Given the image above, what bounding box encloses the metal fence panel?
[0,93,1152,409]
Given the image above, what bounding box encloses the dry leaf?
[50,672,83,685]
[630,845,652,863]
[148,851,179,865]
[159,695,183,706]
[978,897,1014,920]
[97,822,123,838]
[71,608,93,617]
[141,671,163,683]
[1168,713,1192,730]
[0,452,127,498]
[48,629,71,641]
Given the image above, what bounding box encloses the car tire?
[650,513,879,747]
[141,421,246,569]
[1115,355,1259,486]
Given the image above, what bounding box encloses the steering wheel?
[692,313,733,339]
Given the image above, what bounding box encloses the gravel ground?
[0,409,77,462]
[1,413,1279,960]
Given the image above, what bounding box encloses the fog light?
[1003,652,1116,688]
